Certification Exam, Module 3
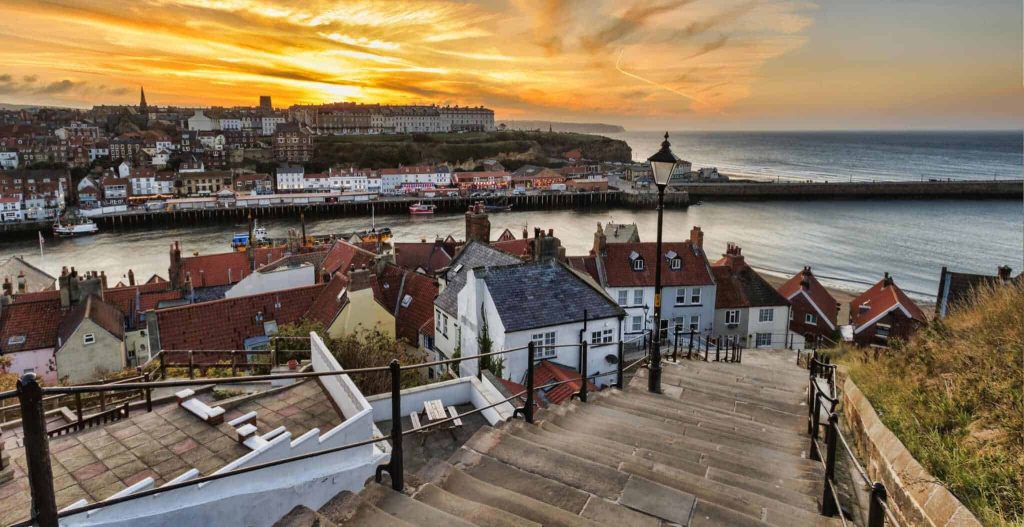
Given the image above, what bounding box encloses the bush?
[830,282,1023,525]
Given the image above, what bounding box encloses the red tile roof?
[491,238,530,258]
[850,276,927,328]
[57,295,125,344]
[372,265,437,344]
[534,361,596,406]
[601,242,713,287]
[0,294,63,352]
[777,267,838,326]
[154,284,324,352]
[322,240,376,276]
[138,290,184,312]
[566,255,600,282]
[178,247,286,288]
[305,273,350,328]
[393,242,452,274]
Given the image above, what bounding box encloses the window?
[83,333,96,345]
[631,316,643,332]
[689,315,700,331]
[632,258,644,271]
[7,335,25,346]
[617,290,628,306]
[805,313,817,325]
[633,289,644,306]
[435,310,442,331]
[531,332,557,358]
[675,288,686,305]
[756,333,772,347]
[590,328,614,345]
[758,308,774,322]
[669,258,681,270]
[875,324,891,339]
[442,314,449,337]
[690,288,701,304]
[725,309,740,325]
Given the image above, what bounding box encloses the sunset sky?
[0,0,1020,129]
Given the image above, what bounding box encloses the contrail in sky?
[614,48,704,105]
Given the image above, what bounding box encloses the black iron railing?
[1,335,618,527]
[806,352,900,527]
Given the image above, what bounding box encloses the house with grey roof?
[456,259,626,388]
[432,241,521,375]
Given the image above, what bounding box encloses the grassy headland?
[310,130,632,170]
[827,282,1023,525]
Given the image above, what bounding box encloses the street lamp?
[647,132,680,394]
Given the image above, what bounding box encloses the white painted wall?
[224,265,315,299]
[364,375,514,426]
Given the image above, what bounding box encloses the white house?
[378,165,450,194]
[571,224,717,342]
[0,151,18,170]
[0,197,23,221]
[187,109,218,131]
[261,115,286,136]
[456,259,626,389]
[327,167,372,192]
[710,243,792,348]
[276,165,305,192]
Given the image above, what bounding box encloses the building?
[99,176,130,206]
[379,165,451,194]
[0,196,21,221]
[273,123,313,163]
[234,172,274,194]
[710,243,792,348]
[776,266,840,346]
[453,171,510,191]
[261,114,287,136]
[510,165,565,190]
[570,225,717,341]
[372,263,438,351]
[327,166,373,192]
[129,167,174,197]
[0,151,17,169]
[849,273,927,347]
[76,176,101,208]
[276,164,305,192]
[177,170,233,197]
[187,109,218,131]
[0,256,56,292]
[259,95,273,112]
[934,265,1017,318]
[456,259,625,388]
[54,293,126,384]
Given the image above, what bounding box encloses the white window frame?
[669,258,681,270]
[690,287,701,304]
[675,287,686,306]
[633,289,644,306]
[83,333,96,345]
[725,309,740,325]
[758,308,774,323]
[689,315,700,331]
[617,290,628,306]
[756,333,772,347]
[531,331,557,359]
[631,316,643,333]
[632,258,644,271]
[589,328,613,345]
[805,313,817,325]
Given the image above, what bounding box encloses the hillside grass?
[827,282,1023,526]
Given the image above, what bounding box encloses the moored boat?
[409,203,436,215]
[484,203,513,213]
[53,218,99,237]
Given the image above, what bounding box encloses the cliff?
[311,131,631,170]
[498,120,626,134]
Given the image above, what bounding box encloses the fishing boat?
[53,217,99,237]
[409,203,436,215]
[353,226,392,243]
[230,224,269,249]
[484,203,513,213]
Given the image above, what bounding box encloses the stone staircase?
[276,349,841,527]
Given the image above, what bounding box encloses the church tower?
[139,86,148,113]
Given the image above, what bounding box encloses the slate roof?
[435,241,521,314]
[777,267,838,325]
[850,276,927,328]
[604,223,640,243]
[711,263,789,309]
[0,256,56,292]
[480,260,625,333]
[600,242,713,288]
[393,242,452,275]
[153,284,323,352]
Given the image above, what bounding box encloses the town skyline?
[0,0,1021,130]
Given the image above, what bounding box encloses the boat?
[484,203,513,213]
[409,203,436,215]
[231,224,269,249]
[353,227,392,243]
[53,218,99,237]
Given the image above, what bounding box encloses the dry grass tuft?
[829,282,1023,526]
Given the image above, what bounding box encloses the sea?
[0,131,1020,302]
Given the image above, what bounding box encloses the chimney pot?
[997,265,1012,281]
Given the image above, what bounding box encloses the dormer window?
[629,251,644,271]
[665,250,681,270]
[401,294,413,308]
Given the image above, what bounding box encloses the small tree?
[476,304,503,378]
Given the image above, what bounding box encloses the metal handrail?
[400,343,534,371]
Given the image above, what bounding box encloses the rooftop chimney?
[997,265,1012,282]
[2,277,12,297]
[722,243,745,272]
[882,272,893,287]
[465,202,490,243]
[16,271,26,294]
[800,266,812,289]
[169,241,182,289]
[532,228,563,262]
[127,269,136,287]
[593,223,607,257]
[689,226,704,249]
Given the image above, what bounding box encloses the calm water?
[2,200,1021,302]
[609,130,1022,183]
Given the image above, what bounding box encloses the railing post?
[715,338,721,361]
[867,482,888,527]
[387,359,404,490]
[74,392,83,430]
[188,350,195,380]
[687,331,694,359]
[98,381,106,412]
[615,340,624,389]
[17,373,58,527]
[143,372,153,413]
[704,337,709,361]
[577,342,589,402]
[821,413,840,516]
[159,352,166,379]
[672,326,680,361]
[271,337,279,368]
[809,393,822,460]
[231,351,238,377]
[525,342,536,423]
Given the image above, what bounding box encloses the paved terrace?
[0,379,342,526]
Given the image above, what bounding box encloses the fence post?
[271,337,279,369]
[672,326,680,361]
[821,413,840,516]
[143,372,153,413]
[577,342,589,403]
[74,392,83,430]
[687,331,694,359]
[615,341,624,389]
[98,381,106,412]
[715,338,721,362]
[231,351,238,377]
[387,360,404,491]
[867,482,888,527]
[159,352,166,379]
[188,350,195,380]
[809,392,822,460]
[704,337,709,361]
[17,373,58,527]
[525,342,536,423]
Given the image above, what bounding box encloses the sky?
[0,0,1020,130]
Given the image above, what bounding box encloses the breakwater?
[679,179,1021,201]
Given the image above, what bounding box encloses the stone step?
[619,460,830,527]
[413,483,540,527]
[547,404,822,480]
[653,378,807,422]
[274,506,340,527]
[317,491,418,527]
[625,384,804,430]
[689,499,775,527]
[658,370,807,407]
[360,482,478,527]
[450,448,661,527]
[660,359,807,390]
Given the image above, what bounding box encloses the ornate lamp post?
[647,132,680,394]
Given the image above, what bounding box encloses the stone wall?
[841,377,982,527]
